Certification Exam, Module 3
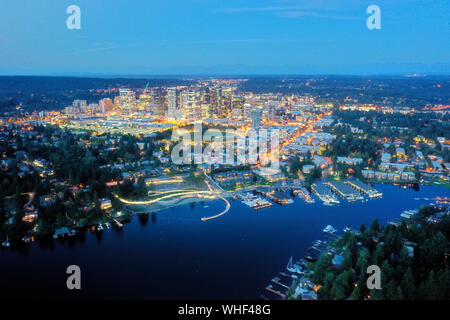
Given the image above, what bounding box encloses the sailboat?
[286,256,303,275]
[2,235,10,248]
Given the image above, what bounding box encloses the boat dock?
[293,187,315,203]
[310,182,340,204]
[325,181,364,201]
[267,191,294,205]
[345,179,382,198]
[400,209,418,219]
[271,277,291,290]
[239,193,273,210]
[113,218,123,228]
[265,285,286,299]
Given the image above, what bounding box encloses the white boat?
[323,225,337,234]
[2,236,10,247]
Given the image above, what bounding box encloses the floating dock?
[325,181,364,201]
[265,285,286,299]
[268,191,294,205]
[293,187,315,203]
[240,193,273,210]
[345,179,382,198]
[400,209,418,219]
[311,182,340,204]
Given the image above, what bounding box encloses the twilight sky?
[0,0,449,75]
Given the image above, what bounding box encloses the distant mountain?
[1,62,448,77]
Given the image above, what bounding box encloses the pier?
[112,219,123,228]
[345,179,382,198]
[201,196,231,221]
[293,187,315,203]
[265,285,286,299]
[325,180,364,201]
[311,182,340,204]
[271,277,290,290]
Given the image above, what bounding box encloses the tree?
[372,243,385,266]
[314,254,332,283]
[359,223,366,234]
[401,267,416,300]
[351,285,362,300]
[384,280,400,300]
[319,272,335,299]
[356,247,370,275]
[370,219,380,234]
[334,270,353,299]
[136,177,147,197]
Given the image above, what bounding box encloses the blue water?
[0,184,448,299]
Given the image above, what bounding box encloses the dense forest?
[0,125,164,242]
[310,206,450,300]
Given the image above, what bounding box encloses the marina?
[239,193,273,210]
[345,179,383,198]
[400,209,418,219]
[325,180,364,202]
[254,188,294,205]
[311,182,340,204]
[267,191,294,205]
[292,187,315,204]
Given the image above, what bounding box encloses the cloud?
[62,38,334,56]
[276,11,362,20]
[214,4,362,21]
[215,6,308,13]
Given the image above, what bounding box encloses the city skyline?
[1,0,449,306]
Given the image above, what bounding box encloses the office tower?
[222,88,233,117]
[99,98,113,114]
[167,87,181,120]
[181,90,198,120]
[138,94,152,111]
[201,87,211,104]
[113,96,121,111]
[231,96,245,120]
[251,109,262,130]
[119,89,136,114]
[201,104,212,119]
[72,99,87,113]
[150,87,166,116]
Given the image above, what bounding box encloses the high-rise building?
[119,89,136,114]
[251,109,262,130]
[99,98,113,114]
[72,99,87,113]
[138,94,152,111]
[181,90,198,120]
[150,87,166,116]
[231,96,245,120]
[210,86,222,117]
[113,96,121,111]
[167,87,181,120]
[222,88,234,117]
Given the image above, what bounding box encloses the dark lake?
[1,184,449,299]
